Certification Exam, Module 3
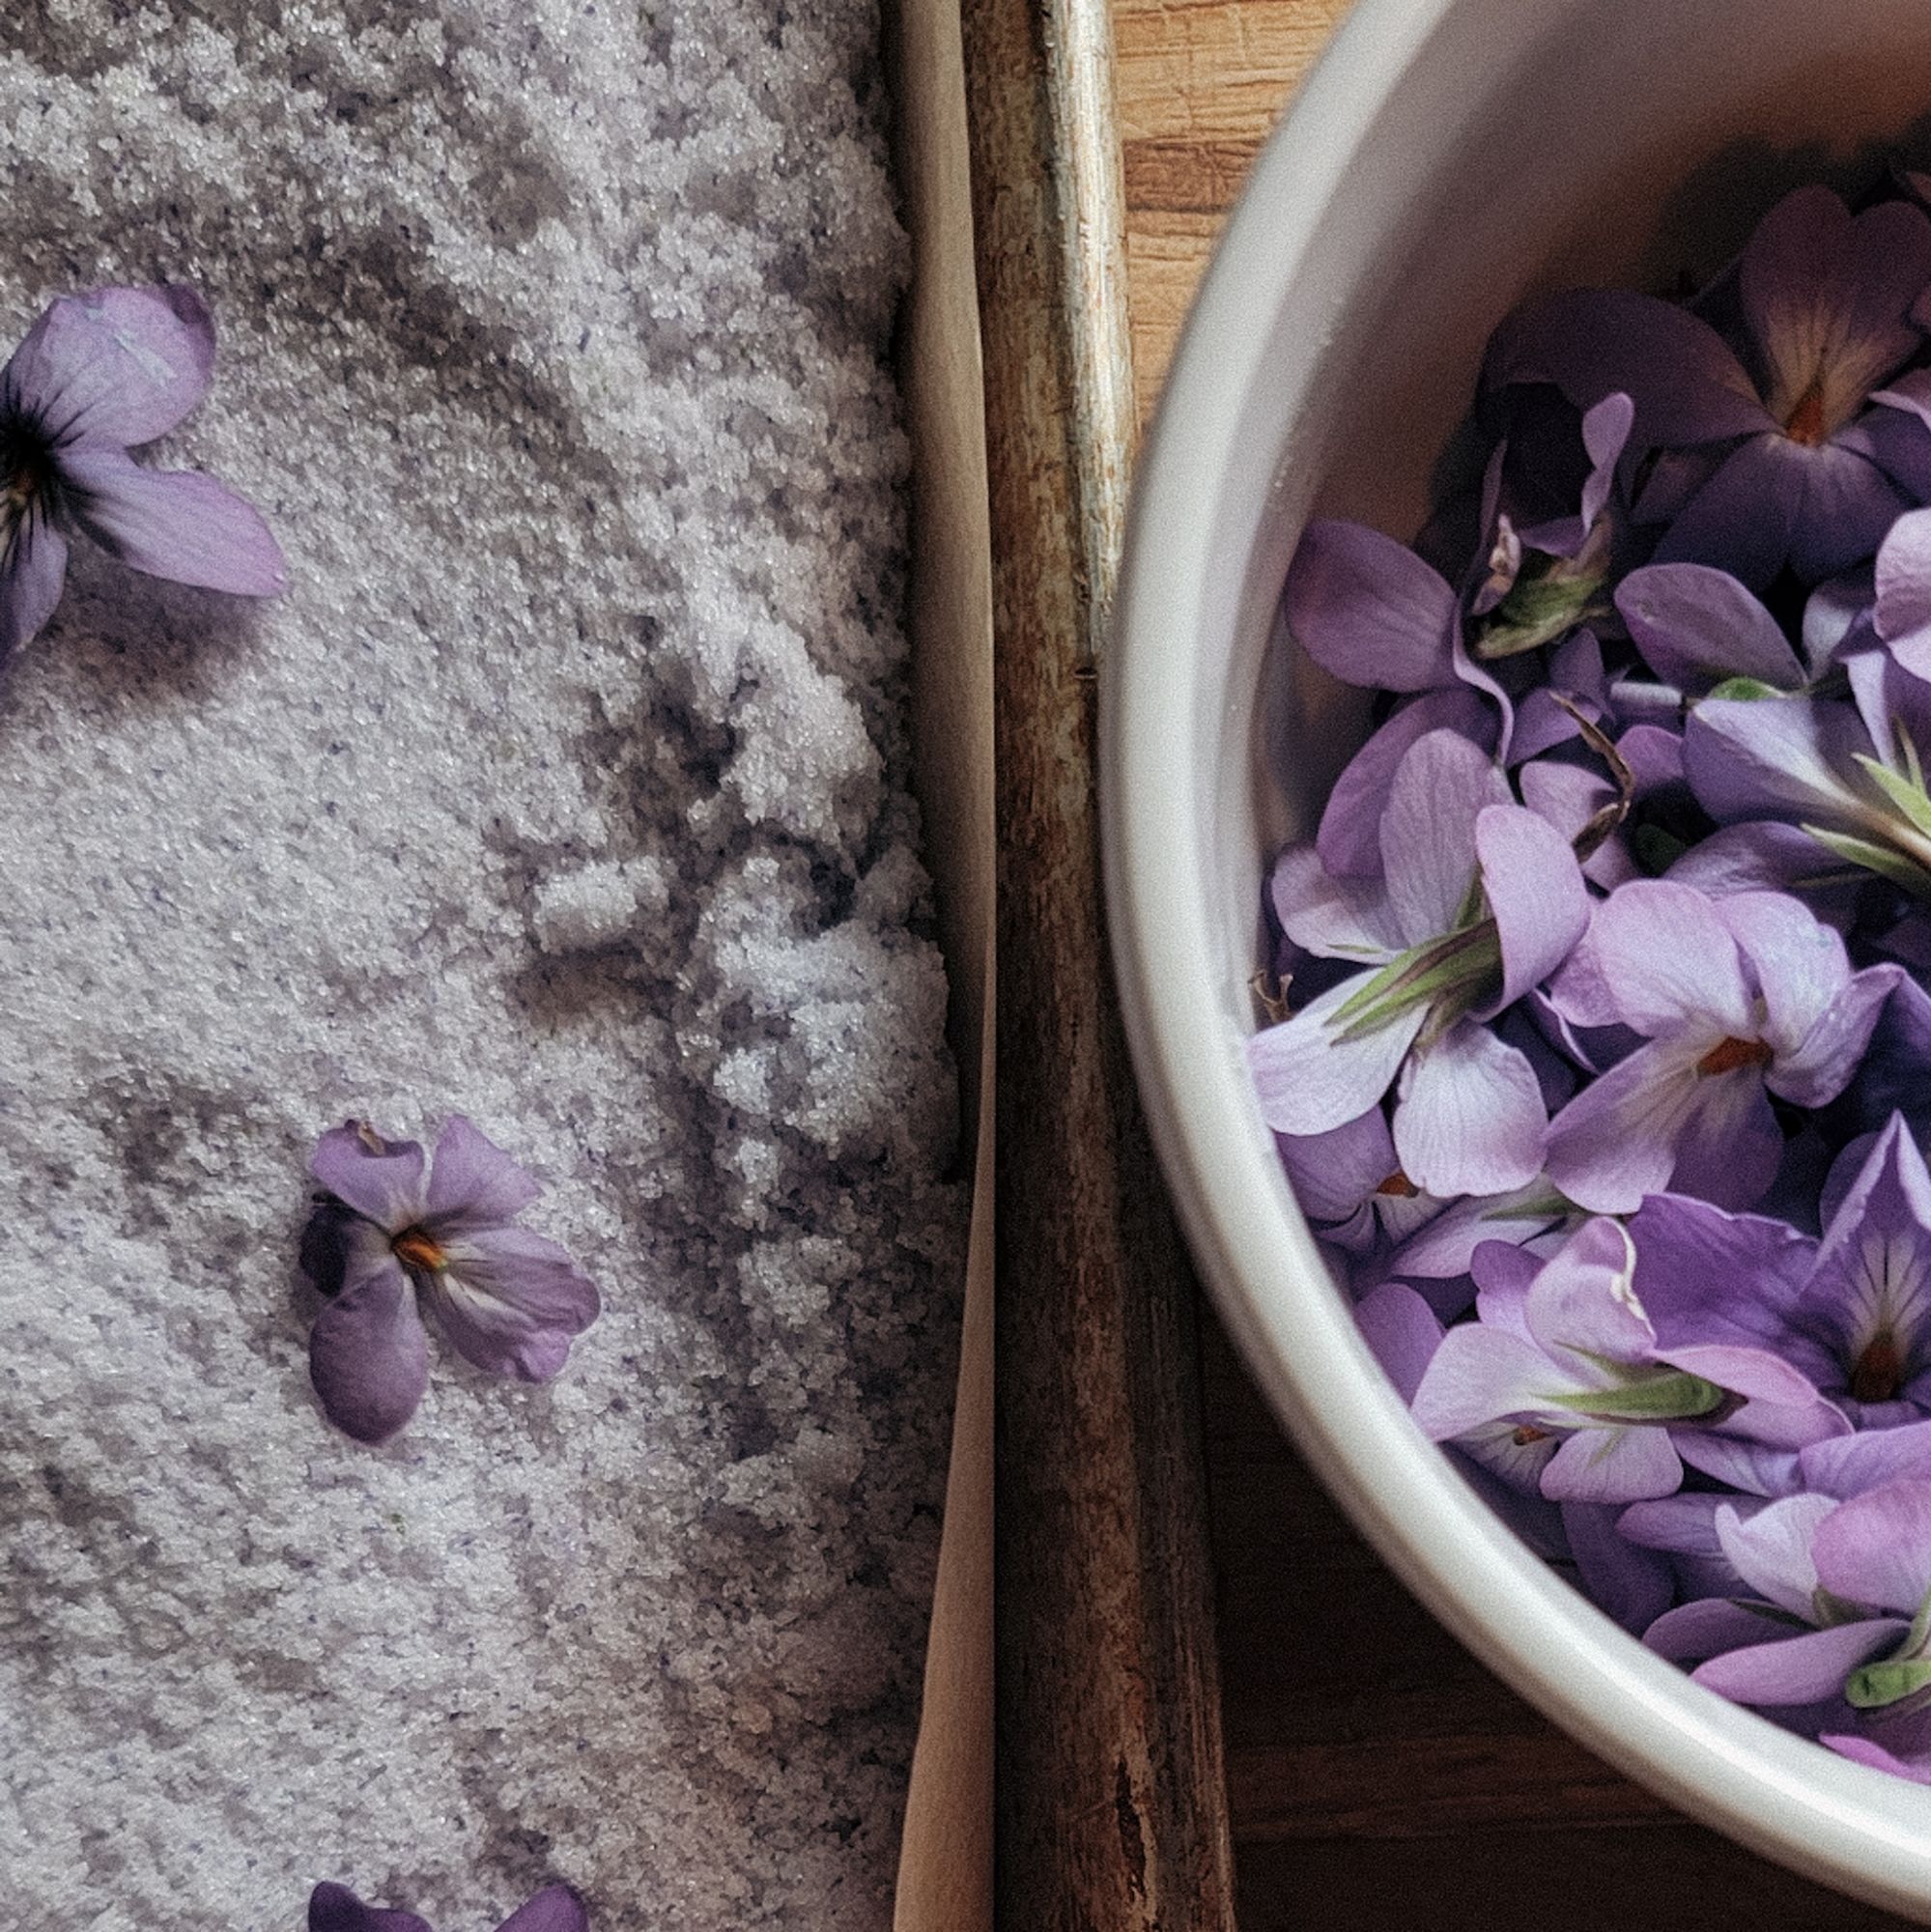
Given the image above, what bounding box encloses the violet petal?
[1645,1597,1791,1665]
[1564,1500,1674,1634]
[1615,561,1804,692]
[1812,1479,1931,1613]
[308,1883,437,1932]
[311,1123,429,1232]
[425,1226,602,1382]
[1392,1018,1548,1198]
[3,283,215,450]
[307,1258,431,1445]
[1473,803,1591,1014]
[1542,1424,1682,1505]
[1353,1280,1443,1404]
[1693,1619,1907,1706]
[425,1114,546,1229]
[1248,975,1429,1139]
[1484,288,1770,447]
[1283,518,1460,694]
[496,1886,591,1932]
[0,509,70,659]
[1377,728,1511,946]
[60,448,287,596]
[1316,687,1498,878]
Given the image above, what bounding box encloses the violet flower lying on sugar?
[1254,169,1931,1786]
[300,1116,601,1444]
[0,283,285,658]
[309,1881,587,1932]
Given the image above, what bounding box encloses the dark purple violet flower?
[310,1881,587,1932]
[1614,562,1807,696]
[1630,1119,1931,1425]
[0,283,286,658]
[1466,392,1633,662]
[300,1117,601,1445]
[1249,728,1589,1196]
[1543,882,1896,1211]
[1489,187,1931,585]
[1284,519,1485,696]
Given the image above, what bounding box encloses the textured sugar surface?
[0,6,963,1928]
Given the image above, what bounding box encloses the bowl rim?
[1100,0,1931,1912]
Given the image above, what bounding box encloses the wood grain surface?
[1112,3,1923,1926]
[964,0,1237,1927]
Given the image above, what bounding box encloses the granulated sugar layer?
[0,6,965,1928]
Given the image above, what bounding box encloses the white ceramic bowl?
[1104,0,1931,1914]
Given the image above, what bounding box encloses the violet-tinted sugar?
[0,4,962,1928]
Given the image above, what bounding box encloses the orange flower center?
[1511,1425,1551,1446]
[391,1226,446,1272]
[1783,379,1829,447]
[1375,1170,1420,1199]
[1695,1036,1774,1078]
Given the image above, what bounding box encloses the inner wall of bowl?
[1231,0,1931,1018]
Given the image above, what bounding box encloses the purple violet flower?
[310,1882,587,1932]
[1655,1480,1931,1732]
[1282,519,1503,710]
[1488,186,1931,585]
[1409,1218,1840,1506]
[1248,728,1589,1197]
[1627,1119,1931,1425]
[0,283,286,658]
[1614,561,1808,697]
[1542,882,1895,1211]
[300,1117,601,1445]
[1683,645,1931,901]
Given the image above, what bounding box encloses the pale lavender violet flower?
[1624,1420,1931,1613]
[310,1881,588,1932]
[1410,1218,1840,1506]
[1274,1107,1573,1317]
[1248,728,1589,1197]
[1488,186,1931,585]
[0,283,286,658]
[1542,882,1896,1212]
[300,1117,601,1445]
[1660,1480,1931,1730]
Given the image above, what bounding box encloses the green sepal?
[1329,923,1502,1044]
[1705,676,1787,702]
[1473,565,1607,662]
[1800,823,1931,901]
[1844,1656,1931,1711]
[1481,1188,1574,1224]
[1854,753,1931,839]
[1545,1368,1726,1424]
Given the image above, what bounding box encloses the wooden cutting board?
[1110,4,1922,1926]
